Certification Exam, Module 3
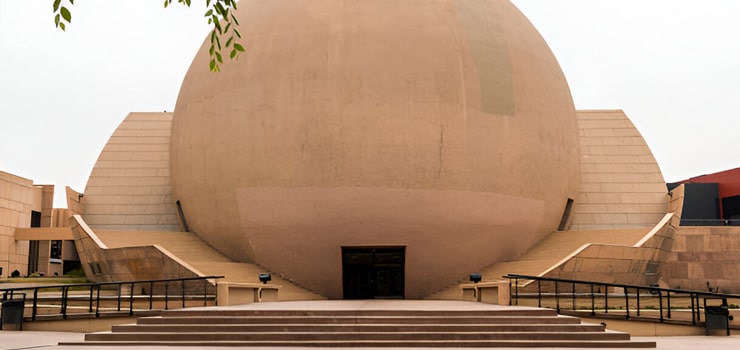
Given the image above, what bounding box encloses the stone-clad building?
[3,0,740,298]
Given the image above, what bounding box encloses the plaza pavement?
[2,300,740,349]
[2,331,740,350]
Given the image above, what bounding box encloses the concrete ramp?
[427,229,648,299]
[93,230,325,300]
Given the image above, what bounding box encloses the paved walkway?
[1,331,740,350]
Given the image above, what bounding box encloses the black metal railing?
[1,275,223,321]
[504,274,740,326]
[680,219,740,226]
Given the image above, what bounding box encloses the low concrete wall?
[460,281,510,305]
[216,282,280,305]
[665,226,740,293]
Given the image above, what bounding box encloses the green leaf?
[209,45,215,55]
[223,22,231,34]
[233,43,245,52]
[53,0,61,12]
[60,7,72,23]
[59,22,66,31]
[233,28,241,39]
[55,14,60,26]
[230,49,237,59]
[225,37,233,48]
[164,0,169,8]
[212,15,222,33]
[215,51,223,63]
[205,9,213,17]
[210,59,219,72]
[69,0,74,4]
[215,2,226,16]
[231,13,239,26]
[215,35,221,50]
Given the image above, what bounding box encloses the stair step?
[137,315,582,325]
[162,308,558,317]
[113,323,604,333]
[64,339,657,348]
[85,331,631,342]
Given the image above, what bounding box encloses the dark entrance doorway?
[342,247,405,299]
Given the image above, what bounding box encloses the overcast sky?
[1,1,739,208]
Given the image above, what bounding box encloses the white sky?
[1,1,739,208]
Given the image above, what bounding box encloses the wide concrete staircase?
[63,302,655,347]
[95,230,325,300]
[427,229,648,300]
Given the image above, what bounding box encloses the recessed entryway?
[342,246,405,299]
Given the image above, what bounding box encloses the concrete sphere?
[171,0,580,299]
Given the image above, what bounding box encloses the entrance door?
[342,247,405,299]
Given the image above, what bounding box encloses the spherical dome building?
[170,0,580,299]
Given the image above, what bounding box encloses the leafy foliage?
[53,0,244,72]
[52,0,73,31]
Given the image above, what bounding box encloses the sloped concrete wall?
[69,215,206,293]
[569,110,668,230]
[82,112,181,231]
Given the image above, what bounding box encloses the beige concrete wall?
[83,112,181,231]
[171,0,581,299]
[0,171,36,276]
[569,110,668,230]
[664,225,740,293]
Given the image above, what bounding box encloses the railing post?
[164,282,169,311]
[658,289,664,323]
[590,284,595,316]
[61,286,68,319]
[129,282,135,316]
[182,279,186,308]
[691,292,696,325]
[88,285,94,313]
[624,287,630,320]
[604,284,609,314]
[555,280,560,314]
[117,284,122,312]
[32,288,39,321]
[636,287,641,317]
[537,279,542,308]
[149,281,154,310]
[667,291,671,319]
[572,282,576,312]
[203,279,208,306]
[95,285,101,318]
[696,294,700,323]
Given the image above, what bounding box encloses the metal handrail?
[504,273,740,326]
[1,275,223,321]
